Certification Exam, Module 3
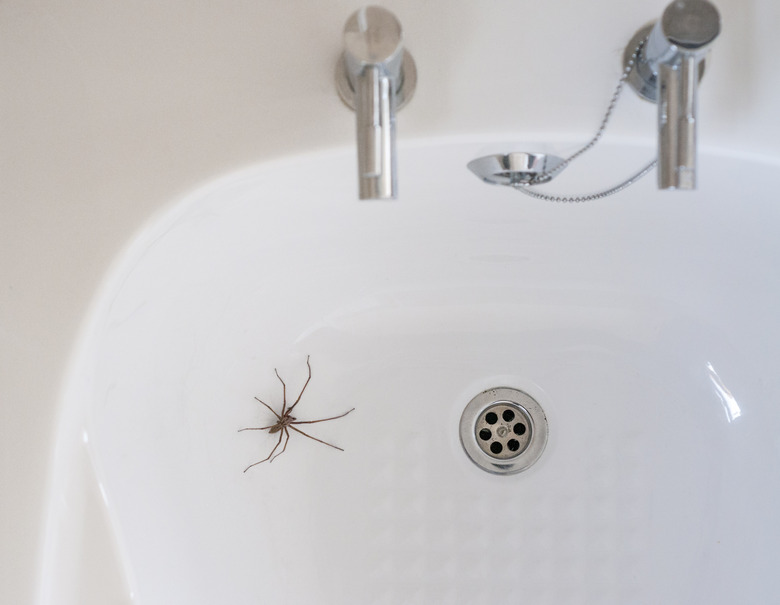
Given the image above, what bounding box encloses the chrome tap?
[625,0,720,190]
[336,6,416,200]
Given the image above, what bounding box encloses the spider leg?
[269,427,291,463]
[286,355,312,414]
[243,429,284,472]
[254,397,282,420]
[289,425,344,451]
[290,408,355,425]
[274,369,287,415]
[237,424,276,432]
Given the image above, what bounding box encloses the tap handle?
[343,6,404,85]
[643,0,721,71]
[661,0,721,54]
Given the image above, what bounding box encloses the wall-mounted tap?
[624,0,721,190]
[336,6,416,200]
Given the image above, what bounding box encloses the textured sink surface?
[45,140,780,604]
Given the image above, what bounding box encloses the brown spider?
[239,356,355,471]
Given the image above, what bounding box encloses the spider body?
[267,420,289,434]
[239,356,354,471]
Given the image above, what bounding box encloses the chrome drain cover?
[460,387,548,475]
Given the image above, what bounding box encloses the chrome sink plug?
[624,0,721,190]
[336,6,416,199]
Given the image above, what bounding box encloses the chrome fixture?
[624,0,721,190]
[467,152,566,187]
[467,0,720,200]
[336,6,417,200]
[460,387,548,475]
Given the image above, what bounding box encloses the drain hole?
[460,387,548,475]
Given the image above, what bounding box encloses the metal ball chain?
[513,39,658,203]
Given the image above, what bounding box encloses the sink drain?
[460,387,548,475]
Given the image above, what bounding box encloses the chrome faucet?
[624,0,721,190]
[336,6,416,200]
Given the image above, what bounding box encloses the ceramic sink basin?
[41,140,780,604]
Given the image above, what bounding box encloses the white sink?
[41,140,780,604]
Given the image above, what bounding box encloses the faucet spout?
[355,64,396,199]
[625,0,720,190]
[337,6,416,200]
[658,54,699,189]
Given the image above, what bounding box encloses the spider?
[239,356,355,471]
